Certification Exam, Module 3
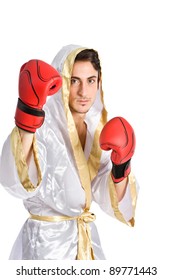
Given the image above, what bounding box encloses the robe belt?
[29,210,96,260]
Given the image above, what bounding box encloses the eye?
[71,78,80,85]
[88,78,96,84]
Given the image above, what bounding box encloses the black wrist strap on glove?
[112,159,131,181]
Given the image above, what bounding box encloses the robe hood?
[50,44,108,210]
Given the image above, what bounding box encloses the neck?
[71,111,86,126]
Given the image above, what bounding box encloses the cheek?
[90,88,98,100]
[69,89,76,101]
[68,93,73,106]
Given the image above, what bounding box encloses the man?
[0,44,138,260]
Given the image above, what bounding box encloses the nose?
[78,82,87,97]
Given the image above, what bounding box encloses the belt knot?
[78,211,96,223]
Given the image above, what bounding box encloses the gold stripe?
[109,172,137,227]
[128,172,137,226]
[62,48,93,210]
[86,75,108,182]
[87,106,107,181]
[29,211,96,260]
[61,48,108,210]
[10,127,42,191]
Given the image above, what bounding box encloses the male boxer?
[0,45,138,260]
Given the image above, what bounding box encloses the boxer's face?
[69,61,98,116]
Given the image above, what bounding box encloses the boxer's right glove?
[15,59,62,133]
[99,116,136,183]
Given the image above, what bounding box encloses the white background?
[0,0,173,279]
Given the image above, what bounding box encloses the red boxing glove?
[15,59,62,133]
[99,116,136,183]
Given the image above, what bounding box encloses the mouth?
[77,99,90,105]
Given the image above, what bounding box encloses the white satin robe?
[0,45,138,260]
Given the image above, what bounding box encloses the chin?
[76,105,91,114]
[76,109,89,114]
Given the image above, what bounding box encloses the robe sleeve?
[91,154,139,227]
[0,127,43,199]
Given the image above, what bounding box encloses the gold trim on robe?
[109,172,137,226]
[10,127,42,191]
[62,48,108,211]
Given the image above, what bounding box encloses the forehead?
[72,61,98,77]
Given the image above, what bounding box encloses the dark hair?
[75,49,102,82]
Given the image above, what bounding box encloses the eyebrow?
[71,75,98,80]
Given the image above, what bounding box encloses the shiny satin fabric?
[0,45,138,260]
[29,211,96,260]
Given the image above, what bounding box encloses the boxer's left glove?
[15,59,62,133]
[99,116,136,183]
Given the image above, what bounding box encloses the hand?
[15,59,62,133]
[99,116,136,183]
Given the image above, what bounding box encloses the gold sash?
[29,210,96,260]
